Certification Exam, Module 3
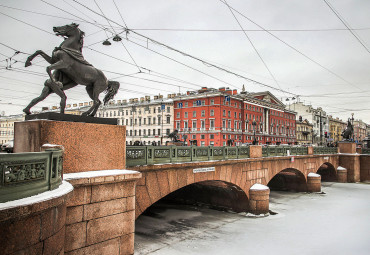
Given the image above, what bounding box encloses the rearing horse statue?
[24,23,120,117]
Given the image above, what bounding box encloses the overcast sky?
[0,0,369,123]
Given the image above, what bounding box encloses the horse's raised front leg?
[25,50,53,67]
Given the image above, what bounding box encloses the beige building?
[296,119,313,145]
[96,94,175,146]
[0,114,24,145]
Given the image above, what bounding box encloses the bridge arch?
[267,168,307,192]
[135,165,250,218]
[317,162,337,181]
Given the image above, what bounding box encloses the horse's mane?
[78,29,85,52]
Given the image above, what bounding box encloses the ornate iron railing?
[0,149,63,203]
[126,145,338,167]
[362,148,370,154]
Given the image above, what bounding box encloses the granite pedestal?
[14,114,126,173]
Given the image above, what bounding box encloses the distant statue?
[168,130,180,142]
[342,118,353,140]
[23,23,120,117]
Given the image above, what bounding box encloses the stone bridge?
[130,146,340,218]
[2,120,368,255]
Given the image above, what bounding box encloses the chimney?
[145,96,150,101]
[187,91,190,95]
[233,89,237,95]
[154,95,159,100]
[140,97,144,102]
[129,98,134,103]
[167,94,172,99]
[122,99,127,104]
[226,89,232,95]
[159,95,163,99]
[219,87,226,92]
[134,98,138,103]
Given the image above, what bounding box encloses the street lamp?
[351,113,354,142]
[252,120,257,145]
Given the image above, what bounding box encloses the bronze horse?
[24,23,119,116]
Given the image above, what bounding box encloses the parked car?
[2,140,13,153]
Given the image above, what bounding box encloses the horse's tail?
[103,80,120,105]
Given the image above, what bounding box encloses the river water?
[135,182,370,255]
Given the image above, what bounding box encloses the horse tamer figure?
[24,23,120,117]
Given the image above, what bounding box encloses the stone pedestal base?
[249,184,270,215]
[14,120,126,173]
[338,142,356,154]
[307,173,321,192]
[337,167,348,183]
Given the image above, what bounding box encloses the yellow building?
[296,119,313,145]
[329,116,346,143]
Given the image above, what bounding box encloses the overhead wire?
[323,0,370,54]
[216,0,365,93]
[221,0,285,96]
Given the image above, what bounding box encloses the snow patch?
[0,181,73,211]
[337,166,347,171]
[250,183,269,190]
[63,169,139,180]
[308,172,320,177]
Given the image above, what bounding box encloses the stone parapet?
[249,184,270,215]
[339,154,360,182]
[249,145,262,158]
[360,155,370,182]
[0,181,73,255]
[63,170,141,255]
[307,173,321,192]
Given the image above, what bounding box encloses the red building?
[173,87,296,146]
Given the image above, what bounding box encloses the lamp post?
[252,120,257,145]
[351,113,354,142]
[260,122,264,144]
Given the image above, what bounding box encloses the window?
[153,117,156,124]
[210,119,215,129]
[223,110,226,116]
[167,107,170,113]
[166,116,170,124]
[202,100,205,106]
[153,129,156,135]
[210,99,214,105]
[176,112,180,118]
[192,135,196,139]
[139,130,141,136]
[192,120,197,129]
[234,112,237,118]
[228,111,231,117]
[222,120,226,129]
[201,120,205,129]
[185,102,188,107]
[210,109,214,116]
[158,116,161,124]
[130,130,132,136]
[158,129,161,135]
[139,119,141,126]
[201,110,205,117]
[185,112,188,118]
[143,118,146,125]
[193,101,197,106]
[148,117,151,125]
[134,130,137,136]
[166,129,170,135]
[210,134,214,139]
[148,129,151,136]
[193,111,196,117]
[176,121,180,129]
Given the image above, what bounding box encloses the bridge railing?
[127,145,338,167]
[0,149,63,203]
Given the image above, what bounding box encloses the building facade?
[0,114,24,145]
[296,119,313,145]
[328,116,346,144]
[173,87,296,146]
[353,119,367,144]
[96,95,175,145]
[290,102,329,145]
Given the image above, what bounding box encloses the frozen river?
[135,182,370,255]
